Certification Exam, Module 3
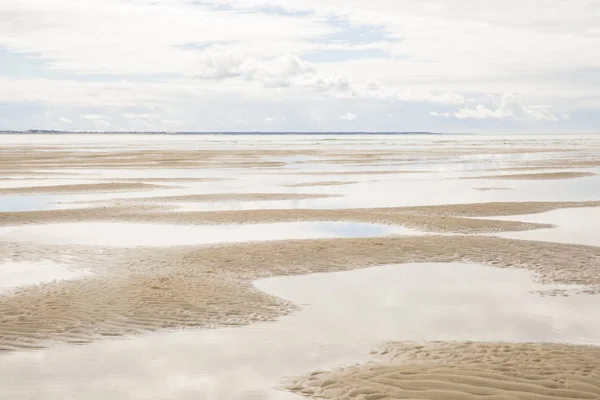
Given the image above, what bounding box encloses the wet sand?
[0,182,170,195]
[466,172,596,180]
[283,181,356,187]
[289,341,600,399]
[0,205,553,233]
[77,193,342,205]
[1,235,600,351]
[3,200,600,233]
[1,135,600,398]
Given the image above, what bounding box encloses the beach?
[1,133,600,399]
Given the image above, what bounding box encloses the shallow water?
[489,207,600,246]
[0,194,95,212]
[1,263,599,399]
[0,221,419,247]
[0,260,90,293]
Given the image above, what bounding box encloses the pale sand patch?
[0,182,170,195]
[284,181,357,188]
[276,170,430,176]
[78,193,341,205]
[115,177,230,183]
[474,187,513,191]
[508,159,600,169]
[494,165,585,171]
[0,206,550,233]
[465,171,596,180]
[288,341,600,399]
[1,236,600,350]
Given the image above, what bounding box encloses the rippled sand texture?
[289,341,600,399]
[2,235,600,351]
[1,134,600,398]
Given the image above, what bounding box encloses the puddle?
[489,207,600,246]
[0,194,95,212]
[0,260,90,293]
[0,221,419,247]
[1,262,599,399]
[0,179,107,189]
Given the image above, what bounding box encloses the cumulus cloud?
[430,93,564,121]
[189,46,468,105]
[0,0,590,132]
[190,47,354,93]
[340,112,357,121]
[59,117,72,124]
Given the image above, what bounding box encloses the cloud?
[123,113,153,120]
[340,112,357,120]
[80,114,109,121]
[431,93,563,121]
[0,0,591,132]
[59,117,72,123]
[190,48,354,92]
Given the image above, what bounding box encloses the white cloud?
[0,0,593,132]
[431,93,563,121]
[340,112,357,121]
[59,117,72,124]
[123,113,153,120]
[80,114,109,121]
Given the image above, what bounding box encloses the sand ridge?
[288,341,600,399]
[465,171,596,180]
[283,181,357,187]
[0,182,172,195]
[75,192,342,205]
[4,200,600,233]
[0,205,553,233]
[393,200,600,217]
[1,235,600,351]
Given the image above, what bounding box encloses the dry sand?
[288,341,600,399]
[465,172,596,180]
[1,235,600,351]
[0,182,170,195]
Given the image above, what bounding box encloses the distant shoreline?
[0,131,442,135]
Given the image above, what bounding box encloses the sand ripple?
[1,235,600,351]
[289,341,600,399]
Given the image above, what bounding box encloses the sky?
[0,0,599,133]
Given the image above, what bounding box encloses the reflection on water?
[1,263,599,399]
[0,221,420,247]
[0,261,90,293]
[0,194,93,212]
[490,207,600,246]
